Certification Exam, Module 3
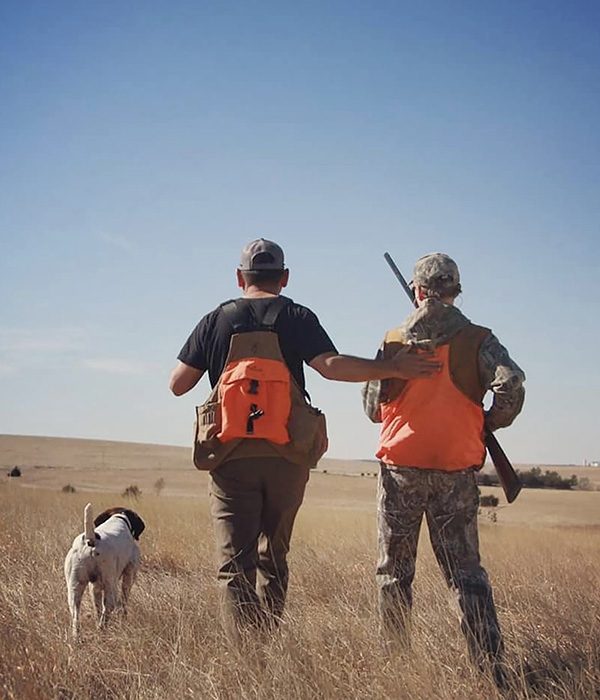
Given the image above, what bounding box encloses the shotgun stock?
[483,431,521,503]
[383,252,522,503]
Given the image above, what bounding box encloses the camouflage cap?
[412,253,460,291]
[239,238,285,271]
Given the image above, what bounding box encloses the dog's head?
[93,507,146,540]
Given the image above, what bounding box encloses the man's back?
[177,295,338,390]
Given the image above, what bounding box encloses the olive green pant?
[209,456,309,632]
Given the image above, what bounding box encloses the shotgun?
[383,252,522,503]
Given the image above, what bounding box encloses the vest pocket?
[193,401,240,471]
[285,401,328,466]
[195,400,221,443]
[218,360,292,444]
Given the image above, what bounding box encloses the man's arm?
[309,348,440,382]
[478,334,525,431]
[169,361,205,396]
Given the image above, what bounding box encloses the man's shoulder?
[383,326,409,344]
[189,301,235,334]
[464,317,491,332]
[459,321,492,339]
[217,295,313,319]
[198,303,227,323]
[262,296,320,325]
[282,296,316,316]
[197,296,323,332]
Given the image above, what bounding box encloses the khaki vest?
[193,302,328,470]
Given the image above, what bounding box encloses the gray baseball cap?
[413,253,460,289]
[239,238,285,271]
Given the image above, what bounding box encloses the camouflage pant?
[377,464,503,663]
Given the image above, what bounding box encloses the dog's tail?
[84,503,96,546]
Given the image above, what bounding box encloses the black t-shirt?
[177,295,338,390]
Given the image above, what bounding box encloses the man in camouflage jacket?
[363,253,525,682]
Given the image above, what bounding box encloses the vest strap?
[261,296,289,328]
[221,296,290,332]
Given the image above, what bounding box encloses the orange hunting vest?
[377,324,490,471]
[192,297,328,470]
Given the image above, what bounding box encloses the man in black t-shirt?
[170,238,440,636]
[177,295,337,392]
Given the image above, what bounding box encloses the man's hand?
[388,347,441,379]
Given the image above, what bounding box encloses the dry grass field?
[1,435,599,699]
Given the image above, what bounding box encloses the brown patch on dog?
[94,507,146,540]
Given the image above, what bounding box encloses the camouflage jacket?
[362,299,525,432]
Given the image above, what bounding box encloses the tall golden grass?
[1,483,599,699]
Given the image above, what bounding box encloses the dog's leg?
[92,582,103,621]
[100,580,118,628]
[120,563,138,617]
[67,581,86,640]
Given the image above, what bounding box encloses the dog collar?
[114,513,135,536]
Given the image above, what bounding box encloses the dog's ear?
[123,509,146,540]
[94,507,122,527]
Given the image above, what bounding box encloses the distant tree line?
[477,466,589,491]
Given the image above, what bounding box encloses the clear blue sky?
[2,1,599,464]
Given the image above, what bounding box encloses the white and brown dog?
[64,503,145,639]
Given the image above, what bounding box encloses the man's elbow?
[313,361,338,381]
[169,372,193,396]
[309,353,340,381]
[169,362,204,396]
[169,377,186,396]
